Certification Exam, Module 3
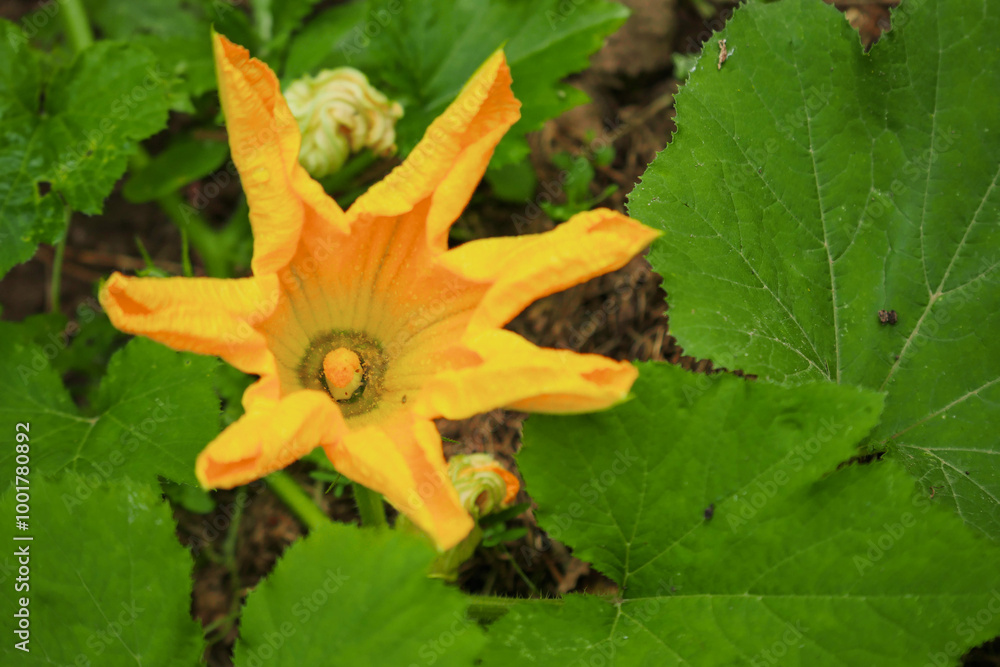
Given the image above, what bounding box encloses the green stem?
[51,0,91,314]
[127,151,230,277]
[500,544,539,595]
[179,226,193,277]
[352,483,388,530]
[465,595,563,625]
[267,470,330,532]
[60,0,94,52]
[48,208,70,314]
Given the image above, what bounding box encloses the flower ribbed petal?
[196,390,345,489]
[346,50,521,254]
[100,272,279,377]
[324,415,472,550]
[419,329,638,419]
[213,33,347,275]
[441,209,661,332]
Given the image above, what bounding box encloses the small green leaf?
[479,363,1000,665]
[123,136,230,203]
[485,160,538,203]
[0,324,220,489]
[0,20,65,277]
[0,475,205,665]
[627,0,1000,538]
[234,522,486,666]
[162,479,217,514]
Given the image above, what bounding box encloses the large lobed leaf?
[0,20,172,277]
[0,476,205,666]
[480,363,1000,665]
[235,521,485,666]
[0,322,220,489]
[628,0,1000,537]
[283,0,628,166]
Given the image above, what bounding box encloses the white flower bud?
[284,68,403,178]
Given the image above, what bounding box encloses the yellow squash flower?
[99,33,659,550]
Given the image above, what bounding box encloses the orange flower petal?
[196,390,345,489]
[324,415,473,550]
[440,208,661,332]
[99,272,279,376]
[346,50,521,253]
[213,32,347,275]
[418,329,638,419]
[470,464,520,506]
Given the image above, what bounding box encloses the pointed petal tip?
[326,417,475,551]
[196,390,346,490]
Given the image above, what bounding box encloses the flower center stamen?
[297,330,387,420]
[323,347,364,400]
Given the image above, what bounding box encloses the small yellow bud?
[323,347,364,400]
[284,68,404,178]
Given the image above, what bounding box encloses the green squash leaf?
[628,0,1000,537]
[284,0,628,167]
[234,522,485,666]
[0,476,205,665]
[0,20,67,277]
[479,362,1000,665]
[0,323,220,489]
[0,21,173,277]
